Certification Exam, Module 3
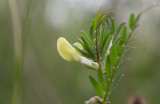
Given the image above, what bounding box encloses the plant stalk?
[102,27,136,104]
[8,0,23,104]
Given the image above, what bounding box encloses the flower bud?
[85,96,100,104]
[57,37,99,70]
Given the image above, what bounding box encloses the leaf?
[134,13,141,25]
[121,26,127,43]
[116,40,123,56]
[94,13,100,30]
[113,23,126,41]
[110,44,117,66]
[97,25,102,47]
[101,35,113,58]
[91,19,94,25]
[89,76,103,98]
[78,39,95,59]
[111,18,116,34]
[97,15,107,28]
[105,55,112,78]
[81,31,94,51]
[74,45,95,60]
[108,18,112,32]
[104,21,109,31]
[103,31,110,43]
[81,36,95,57]
[101,15,107,22]
[129,13,135,29]
[114,36,122,45]
[100,32,110,57]
[98,26,105,49]
[110,72,124,94]
[90,25,94,45]
[98,69,107,91]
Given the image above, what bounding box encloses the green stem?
[102,50,123,104]
[8,0,23,104]
[102,28,135,104]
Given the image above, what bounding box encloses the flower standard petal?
[57,37,81,62]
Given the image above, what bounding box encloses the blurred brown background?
[0,0,160,104]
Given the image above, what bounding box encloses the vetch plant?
[57,6,159,104]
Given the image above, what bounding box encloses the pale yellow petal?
[57,37,80,62]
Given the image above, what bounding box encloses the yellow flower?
[57,37,98,70]
[57,37,80,62]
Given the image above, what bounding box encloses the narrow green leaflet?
[97,15,107,28]
[110,44,117,66]
[90,25,94,45]
[122,26,127,43]
[81,36,95,57]
[111,18,116,34]
[102,31,110,43]
[129,13,135,29]
[134,13,141,26]
[101,15,107,22]
[92,19,94,25]
[98,26,105,49]
[97,25,102,47]
[113,23,126,41]
[89,76,103,98]
[101,35,113,58]
[81,31,94,51]
[100,32,110,57]
[105,56,111,78]
[104,21,109,31]
[98,69,107,91]
[108,18,112,32]
[78,39,95,59]
[114,36,122,45]
[116,40,123,56]
[94,13,100,30]
[74,45,95,60]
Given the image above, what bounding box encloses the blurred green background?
[0,0,160,104]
